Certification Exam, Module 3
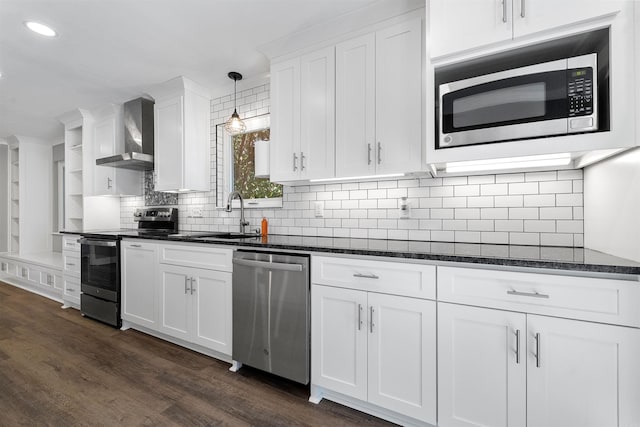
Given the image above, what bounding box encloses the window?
[217,114,282,208]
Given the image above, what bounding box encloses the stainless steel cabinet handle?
[300,152,305,171]
[67,288,75,292]
[353,273,379,279]
[369,306,375,333]
[502,0,507,23]
[233,258,303,272]
[190,277,196,295]
[520,0,525,18]
[184,276,188,294]
[130,244,142,248]
[293,152,298,171]
[107,177,113,189]
[507,290,549,299]
[377,142,382,164]
[357,304,363,331]
[515,329,521,364]
[367,143,372,165]
[66,263,75,267]
[534,332,541,367]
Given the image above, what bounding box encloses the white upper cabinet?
[270,46,335,182]
[429,0,513,59]
[93,106,142,196]
[149,76,211,192]
[430,0,626,59]
[375,18,423,175]
[336,17,423,178]
[336,33,376,178]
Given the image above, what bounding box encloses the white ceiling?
[0,0,381,141]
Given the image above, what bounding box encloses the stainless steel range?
[79,207,179,327]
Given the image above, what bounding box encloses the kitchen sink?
[190,232,261,241]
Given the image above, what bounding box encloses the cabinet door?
[93,116,116,195]
[429,0,513,58]
[191,269,232,355]
[335,33,376,178]
[513,0,624,38]
[527,315,640,427]
[155,96,184,191]
[376,18,422,175]
[368,293,436,424]
[270,58,300,182]
[438,303,526,427]
[121,241,158,329]
[311,285,368,400]
[158,264,191,341]
[300,46,335,180]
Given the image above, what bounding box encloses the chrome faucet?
[226,191,250,233]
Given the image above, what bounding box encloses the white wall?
[584,148,640,262]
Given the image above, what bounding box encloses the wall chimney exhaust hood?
[96,97,155,170]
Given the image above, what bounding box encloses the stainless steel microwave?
[438,53,598,149]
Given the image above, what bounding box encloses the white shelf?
[69,168,83,173]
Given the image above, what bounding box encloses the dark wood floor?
[0,282,393,426]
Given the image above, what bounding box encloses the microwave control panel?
[567,68,593,117]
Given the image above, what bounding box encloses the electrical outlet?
[314,201,324,218]
[190,206,203,218]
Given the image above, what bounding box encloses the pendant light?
[224,71,246,134]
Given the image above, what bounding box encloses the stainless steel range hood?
[96,97,155,170]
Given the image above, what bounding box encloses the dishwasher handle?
[233,258,303,272]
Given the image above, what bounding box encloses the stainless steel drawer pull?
[520,0,525,18]
[357,304,363,331]
[130,244,142,248]
[515,329,521,364]
[190,277,195,295]
[67,288,75,292]
[353,273,379,280]
[184,276,189,294]
[233,258,303,272]
[502,0,507,23]
[507,290,549,299]
[534,332,541,368]
[66,263,75,267]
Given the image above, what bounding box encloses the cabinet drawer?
[159,244,233,272]
[62,235,81,252]
[312,256,436,299]
[63,254,81,275]
[438,266,640,327]
[64,276,81,299]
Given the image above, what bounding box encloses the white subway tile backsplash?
[539,180,573,194]
[509,182,539,195]
[539,207,573,220]
[481,183,508,196]
[121,83,584,248]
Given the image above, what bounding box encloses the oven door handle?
[79,238,117,247]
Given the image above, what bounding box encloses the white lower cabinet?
[438,302,640,427]
[121,240,233,359]
[438,303,526,427]
[312,284,436,424]
[158,263,232,355]
[121,241,158,329]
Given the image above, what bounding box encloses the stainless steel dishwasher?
[231,250,310,384]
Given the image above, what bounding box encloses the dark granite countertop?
[63,230,640,276]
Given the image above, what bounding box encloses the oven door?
[80,238,120,302]
[439,58,572,149]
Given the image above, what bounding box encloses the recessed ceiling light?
[24,21,57,37]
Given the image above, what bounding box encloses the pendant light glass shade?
[224,71,246,135]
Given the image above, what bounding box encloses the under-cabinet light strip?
[445,153,572,174]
